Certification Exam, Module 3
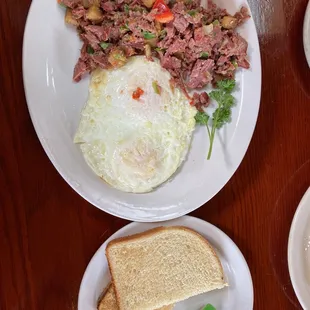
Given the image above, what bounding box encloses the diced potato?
[145,37,158,47]
[108,48,127,68]
[141,0,156,8]
[86,5,104,23]
[144,44,152,59]
[203,23,213,34]
[174,51,184,59]
[221,16,238,29]
[82,0,90,8]
[82,0,100,8]
[155,21,162,32]
[65,8,78,26]
[90,0,101,6]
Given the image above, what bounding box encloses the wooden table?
[1,0,310,309]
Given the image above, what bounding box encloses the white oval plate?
[288,187,310,309]
[78,216,253,310]
[23,0,261,221]
[304,1,310,67]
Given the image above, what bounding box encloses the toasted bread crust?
[98,282,174,310]
[97,283,113,309]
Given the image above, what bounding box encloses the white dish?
[23,0,261,221]
[78,216,253,310]
[288,187,310,309]
[304,1,310,67]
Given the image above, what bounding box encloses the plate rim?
[303,0,310,67]
[288,187,310,309]
[77,215,254,310]
[23,0,262,222]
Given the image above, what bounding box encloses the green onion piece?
[114,53,123,60]
[100,42,110,49]
[87,45,95,54]
[188,10,197,16]
[120,23,129,31]
[124,4,129,13]
[203,304,216,310]
[213,19,220,26]
[152,81,161,94]
[143,31,156,40]
[155,47,167,52]
[200,52,209,59]
[232,60,238,68]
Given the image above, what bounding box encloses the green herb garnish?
[208,80,235,158]
[216,79,236,93]
[195,79,236,160]
[195,111,210,125]
[188,10,197,16]
[213,19,220,26]
[143,31,156,40]
[203,304,216,310]
[209,89,235,129]
[86,45,95,54]
[200,52,209,59]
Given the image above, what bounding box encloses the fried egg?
[74,56,197,193]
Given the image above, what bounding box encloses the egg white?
[74,56,197,193]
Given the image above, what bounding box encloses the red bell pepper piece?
[153,0,174,23]
[132,87,144,100]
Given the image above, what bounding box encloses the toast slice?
[106,226,227,310]
[98,283,118,310]
[97,283,174,310]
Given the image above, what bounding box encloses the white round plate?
[304,1,310,67]
[288,187,310,309]
[78,216,253,310]
[23,0,261,221]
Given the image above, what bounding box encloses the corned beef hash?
[58,0,251,192]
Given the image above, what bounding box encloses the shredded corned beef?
[62,0,81,8]
[84,25,110,41]
[187,59,214,89]
[59,0,250,109]
[191,91,210,111]
[173,14,189,33]
[72,6,85,19]
[102,1,117,12]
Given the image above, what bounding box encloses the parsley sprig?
[195,79,236,160]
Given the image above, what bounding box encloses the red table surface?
[1,0,310,309]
